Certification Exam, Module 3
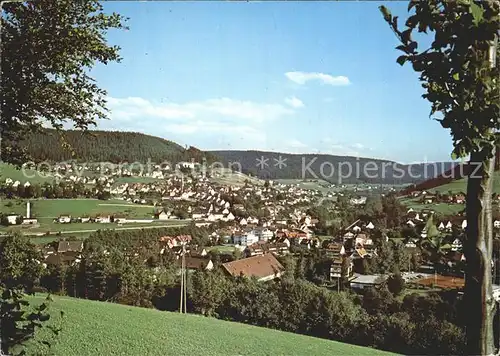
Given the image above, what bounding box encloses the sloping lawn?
[25,295,397,356]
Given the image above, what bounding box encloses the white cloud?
[288,139,308,148]
[350,143,365,150]
[99,96,293,152]
[317,138,372,157]
[284,96,304,108]
[106,96,293,123]
[285,71,351,86]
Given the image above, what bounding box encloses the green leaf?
[39,314,51,322]
[453,73,460,80]
[396,55,408,66]
[401,29,412,43]
[470,2,484,26]
[395,45,407,52]
[408,0,418,11]
[408,42,418,53]
[392,16,398,29]
[379,6,392,23]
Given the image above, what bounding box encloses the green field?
[207,245,238,253]
[274,179,402,194]
[26,221,190,244]
[210,169,263,186]
[400,197,465,215]
[24,295,396,356]
[429,171,500,194]
[275,179,339,192]
[0,198,191,235]
[0,199,156,219]
[7,220,189,240]
[0,163,55,184]
[114,176,163,184]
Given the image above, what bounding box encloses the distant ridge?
[212,150,456,185]
[21,129,217,164]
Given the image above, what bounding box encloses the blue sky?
[89,1,455,164]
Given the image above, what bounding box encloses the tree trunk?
[465,147,496,356]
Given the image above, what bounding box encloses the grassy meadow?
[0,199,156,219]
[429,171,500,194]
[114,176,163,184]
[24,295,397,356]
[6,219,189,239]
[0,198,189,236]
[0,163,55,184]
[400,197,466,215]
[400,171,500,215]
[210,168,263,186]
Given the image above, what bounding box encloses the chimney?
[26,201,30,219]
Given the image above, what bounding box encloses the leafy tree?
[380,1,499,353]
[0,290,64,356]
[1,1,127,351]
[423,214,440,240]
[423,234,452,268]
[0,234,43,292]
[189,271,229,317]
[2,1,127,164]
[0,234,63,354]
[371,239,395,274]
[387,273,406,296]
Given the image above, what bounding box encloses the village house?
[324,242,346,258]
[95,215,111,224]
[454,194,466,204]
[422,194,436,204]
[159,235,193,250]
[233,230,259,246]
[39,240,84,267]
[254,227,274,242]
[190,247,208,257]
[176,256,214,272]
[5,214,20,225]
[243,242,289,257]
[405,238,419,249]
[57,240,84,253]
[222,254,285,282]
[350,196,367,205]
[57,215,71,224]
[349,274,388,290]
[156,209,171,220]
[330,256,354,281]
[451,238,463,252]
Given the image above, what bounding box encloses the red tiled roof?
[222,254,284,280]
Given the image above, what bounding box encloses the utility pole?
[0,319,4,356]
[183,245,187,314]
[179,243,187,314]
[179,243,184,314]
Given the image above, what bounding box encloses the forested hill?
[21,130,456,185]
[212,150,457,185]
[21,129,216,164]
